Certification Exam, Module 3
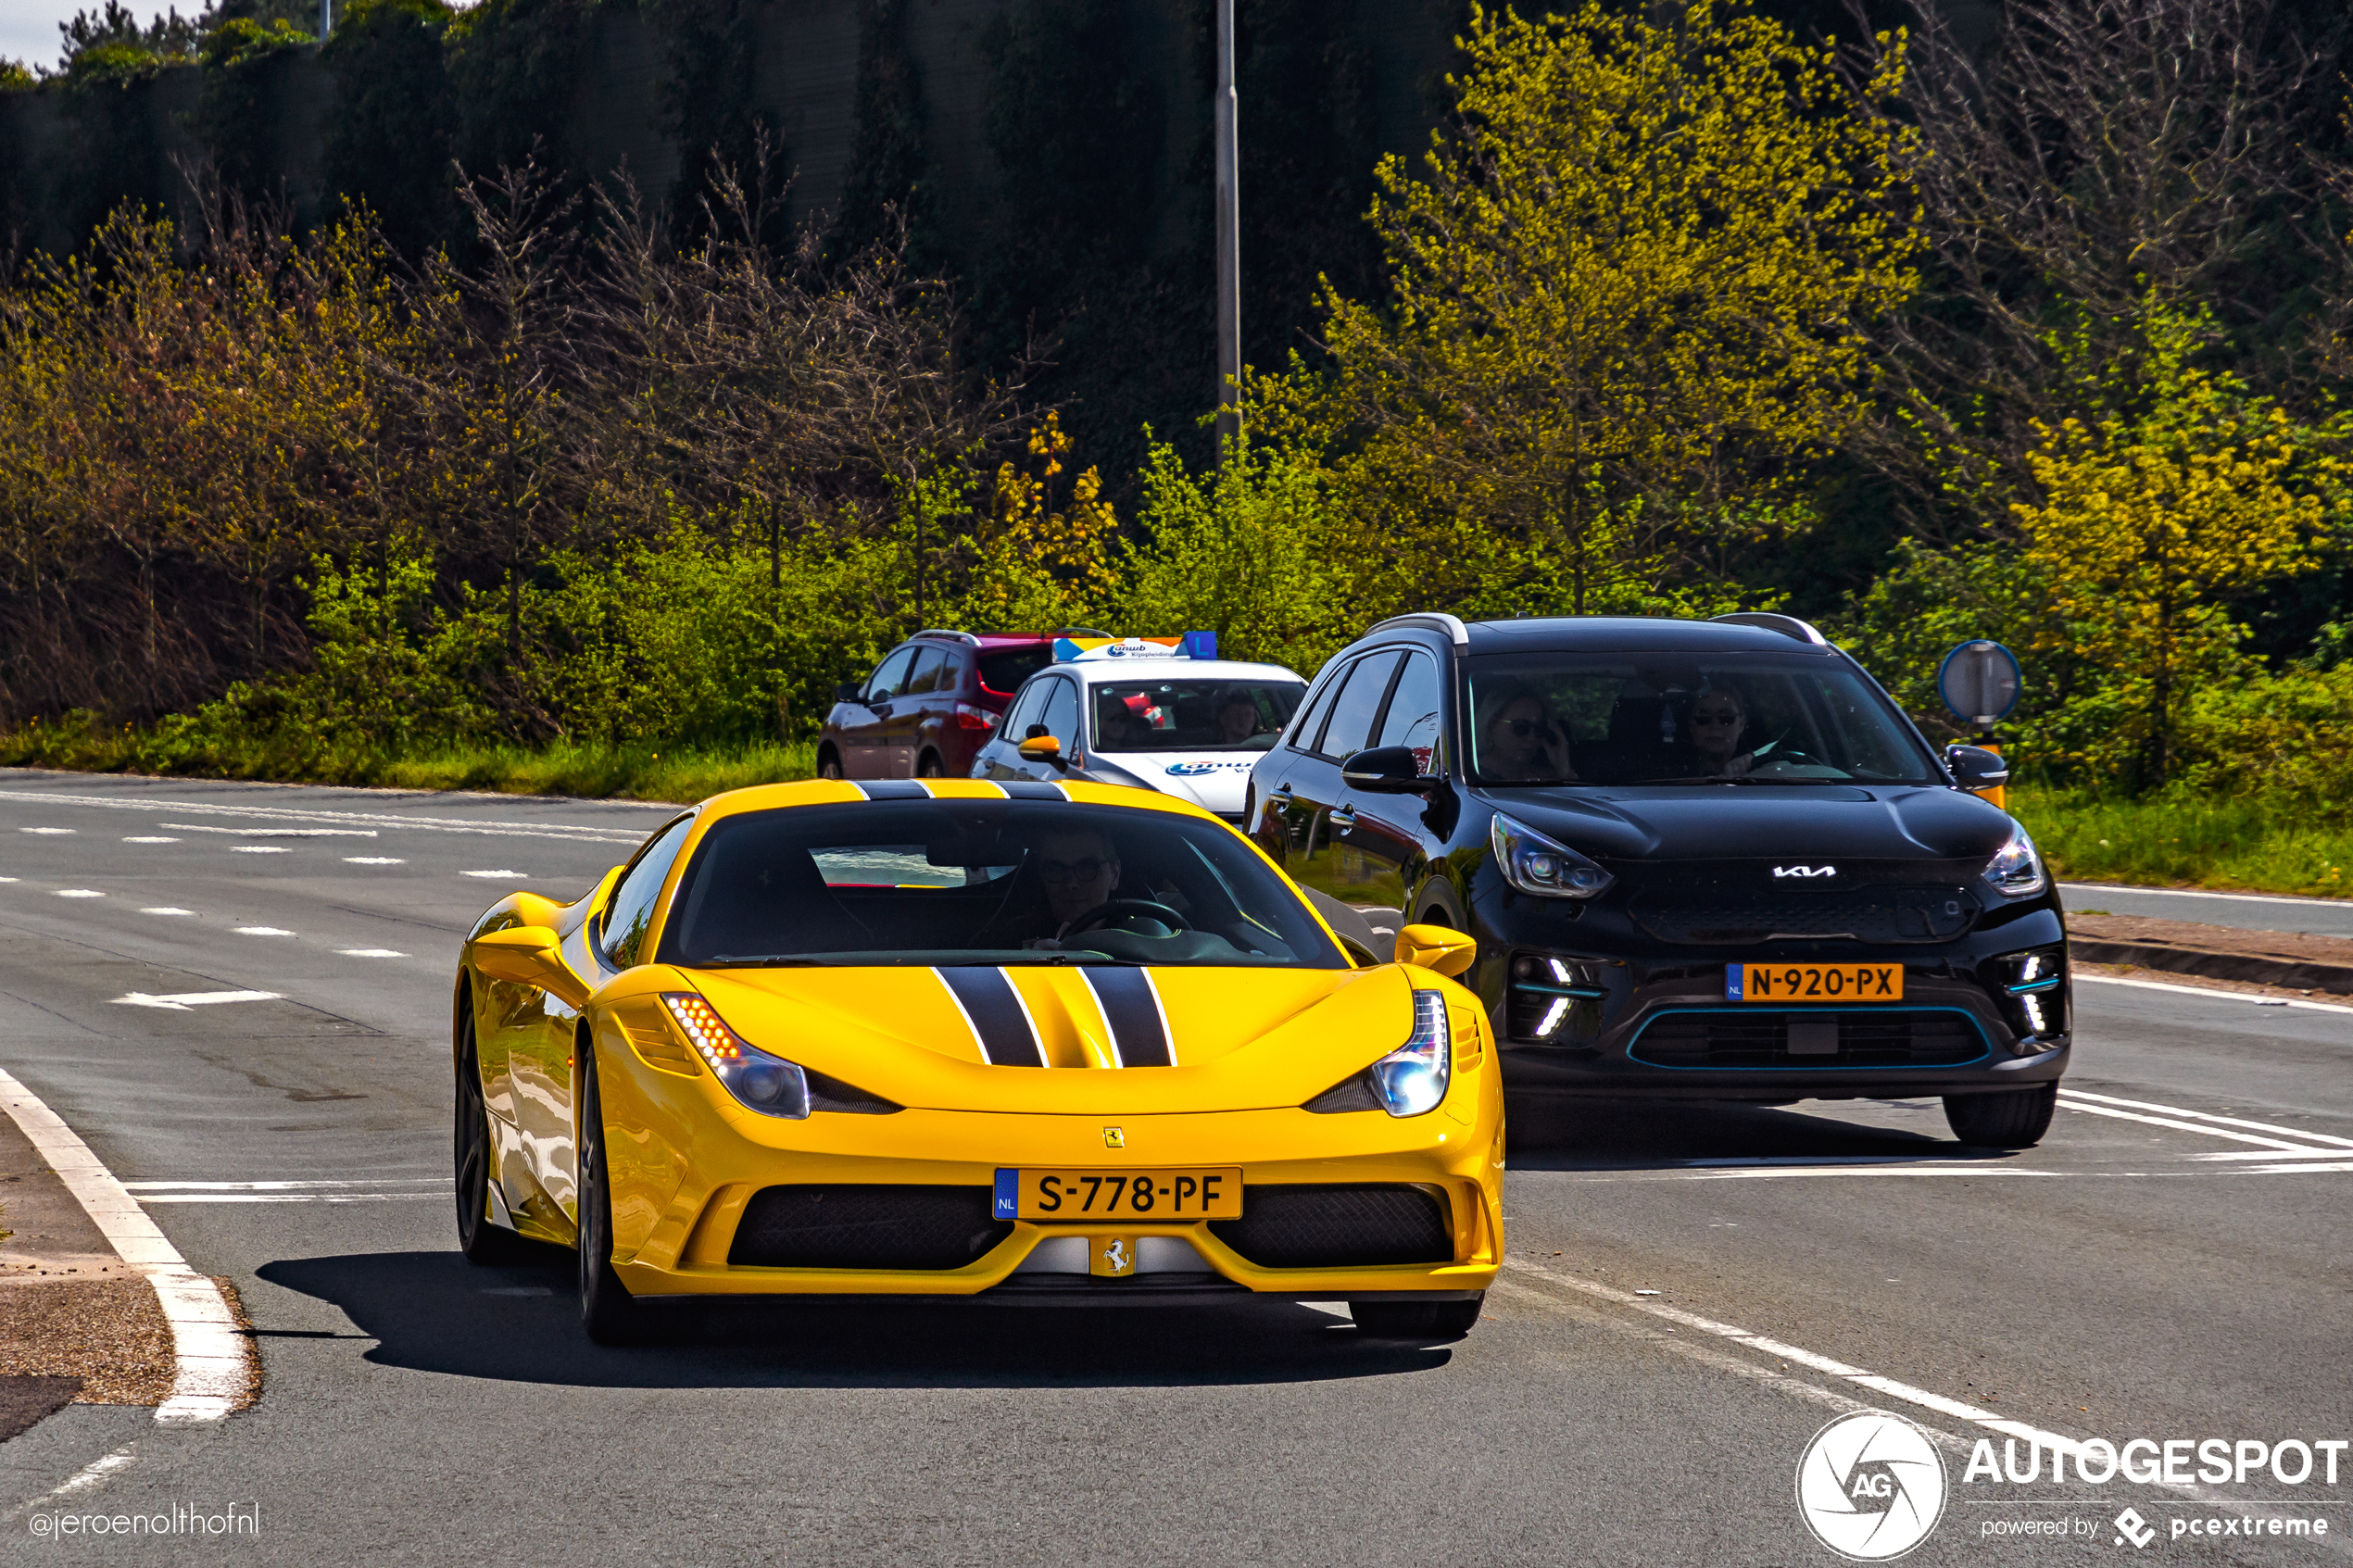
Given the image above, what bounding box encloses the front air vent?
[728,1185,1010,1270]
[1210,1184,1453,1268]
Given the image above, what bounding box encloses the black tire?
[817,748,843,781]
[917,752,944,778]
[577,1046,648,1345]
[1350,1294,1484,1339]
[456,1011,528,1264]
[1944,1083,2058,1148]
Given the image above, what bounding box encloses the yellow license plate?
[994,1167,1243,1222]
[1727,963,1903,1003]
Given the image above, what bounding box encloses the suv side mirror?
[1340,746,1437,794]
[835,681,862,703]
[1945,744,2009,791]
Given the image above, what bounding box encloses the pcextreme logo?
[1774,864,1838,879]
[1796,1411,1949,1561]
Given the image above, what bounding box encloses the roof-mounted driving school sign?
[1935,640,2022,731]
[1053,633,1220,662]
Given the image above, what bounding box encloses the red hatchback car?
[816,631,1074,781]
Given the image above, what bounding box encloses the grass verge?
[2010,788,2353,899]
[0,722,814,804]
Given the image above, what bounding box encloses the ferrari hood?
[674,962,1422,1115]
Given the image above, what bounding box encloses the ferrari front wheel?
[1350,1294,1484,1340]
[576,1047,648,1344]
[455,1012,525,1265]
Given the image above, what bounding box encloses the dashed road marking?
[344,857,404,865]
[125,1177,440,1205]
[122,835,179,843]
[55,889,103,898]
[0,788,654,845]
[140,907,195,916]
[233,926,295,936]
[162,823,377,838]
[338,947,407,958]
[0,1067,253,1424]
[19,826,75,834]
[112,990,283,1010]
[229,846,290,855]
[0,1444,140,1523]
[462,869,527,879]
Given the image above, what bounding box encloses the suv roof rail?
[912,628,981,645]
[1709,612,1828,647]
[1364,612,1469,647]
[1051,625,1114,638]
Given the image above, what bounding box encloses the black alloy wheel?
[455,1009,526,1264]
[917,752,945,778]
[1944,1083,2058,1148]
[817,749,843,780]
[1349,1293,1484,1339]
[576,1041,648,1344]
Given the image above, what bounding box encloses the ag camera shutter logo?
[1795,1411,1948,1561]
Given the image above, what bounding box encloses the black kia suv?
[1244,612,2068,1148]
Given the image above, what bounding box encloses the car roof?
[1455,616,1837,656]
[695,776,1230,823]
[1051,659,1306,685]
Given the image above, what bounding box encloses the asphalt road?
[0,769,2346,1566]
[2059,882,2353,939]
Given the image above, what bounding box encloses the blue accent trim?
[2007,978,2061,994]
[1628,1006,1993,1071]
[1511,982,1605,998]
[993,1168,1018,1221]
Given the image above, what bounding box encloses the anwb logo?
[1796,1411,1949,1561]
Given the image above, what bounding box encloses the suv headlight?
[1982,822,2045,898]
[662,993,811,1118]
[1491,813,1613,899]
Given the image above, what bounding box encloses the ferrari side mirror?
[1394,922,1476,978]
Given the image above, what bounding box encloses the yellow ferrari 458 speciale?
[453,778,1502,1342]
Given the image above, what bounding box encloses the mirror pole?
[1214,0,1241,468]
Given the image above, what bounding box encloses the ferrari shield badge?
[1090,1236,1139,1277]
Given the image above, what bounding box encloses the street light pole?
[1213,0,1241,466]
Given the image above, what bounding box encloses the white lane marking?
[2057,1099,2336,1153]
[112,990,283,1011]
[343,857,404,865]
[0,1067,253,1424]
[162,825,375,842]
[338,947,407,958]
[0,1445,140,1524]
[2064,880,2353,910]
[122,835,180,843]
[2059,1087,2353,1148]
[2077,972,2353,1016]
[55,889,103,898]
[233,926,295,936]
[462,870,527,878]
[0,876,16,883]
[140,907,195,916]
[229,846,290,855]
[19,826,75,834]
[0,788,653,845]
[135,1192,439,1204]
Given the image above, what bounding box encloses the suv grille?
[728,1185,1012,1271]
[1629,886,1976,945]
[1210,1185,1453,1268]
[1630,1010,1988,1067]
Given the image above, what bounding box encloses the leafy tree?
[1270,0,1917,617]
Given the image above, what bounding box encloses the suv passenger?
[819,631,1065,781]
[1246,612,2066,1148]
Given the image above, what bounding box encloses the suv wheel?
[1944,1083,2057,1148]
[817,747,843,781]
[917,752,944,778]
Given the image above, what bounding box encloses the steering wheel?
[1059,898,1193,937]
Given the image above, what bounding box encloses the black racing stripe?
[937,968,1046,1067]
[859,779,931,800]
[1000,780,1069,801]
[1084,968,1171,1067]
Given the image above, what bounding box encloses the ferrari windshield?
[1466,652,1941,786]
[1088,679,1304,754]
[657,800,1345,969]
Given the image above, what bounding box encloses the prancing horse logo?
[1774,865,1837,879]
[1102,1238,1130,1273]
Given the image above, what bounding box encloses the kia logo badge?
[1774,865,1837,879]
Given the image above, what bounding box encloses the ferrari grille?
[728,1185,1013,1271]
[1209,1184,1453,1268]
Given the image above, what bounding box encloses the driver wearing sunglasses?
[1684,686,1755,777]
[1009,826,1127,948]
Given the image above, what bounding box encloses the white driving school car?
[971,636,1308,821]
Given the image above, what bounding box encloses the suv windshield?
[1089,679,1304,753]
[659,801,1344,969]
[1466,653,1940,786]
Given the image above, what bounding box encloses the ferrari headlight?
[1982,821,2045,898]
[662,992,810,1119]
[1491,813,1613,899]
[1370,989,1451,1118]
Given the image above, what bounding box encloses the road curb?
[0,1067,254,1424]
[2070,937,2353,997]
